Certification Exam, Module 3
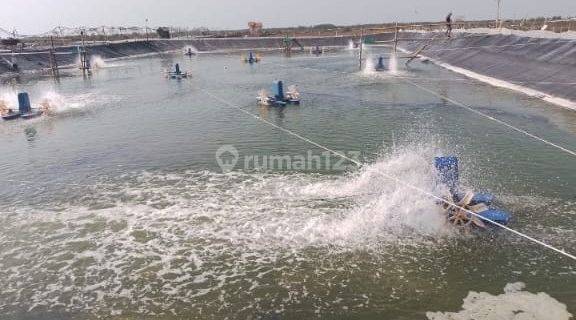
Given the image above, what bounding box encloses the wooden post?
[80,30,90,73]
[145,19,149,42]
[102,26,109,43]
[358,28,364,71]
[393,22,398,55]
[496,0,502,31]
[49,36,59,77]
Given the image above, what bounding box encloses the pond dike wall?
[399,32,576,107]
[0,36,375,74]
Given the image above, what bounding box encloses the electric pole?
[496,0,502,29]
[145,19,149,42]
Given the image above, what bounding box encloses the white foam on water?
[73,55,121,71]
[363,55,376,75]
[7,141,573,316]
[183,45,199,54]
[0,88,19,111]
[0,142,463,314]
[300,143,454,243]
[37,91,98,115]
[388,52,399,75]
[347,40,356,50]
[360,54,405,78]
[0,88,107,124]
[90,55,107,69]
[1,89,91,117]
[426,282,573,320]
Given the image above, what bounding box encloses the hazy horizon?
[1,0,575,35]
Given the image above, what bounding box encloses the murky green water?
[0,48,574,319]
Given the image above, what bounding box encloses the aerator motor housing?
[435,156,511,228]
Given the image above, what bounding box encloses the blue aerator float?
[375,56,386,71]
[311,46,323,55]
[257,81,301,107]
[435,156,511,229]
[166,63,189,79]
[1,92,43,121]
[243,52,261,64]
[184,48,195,57]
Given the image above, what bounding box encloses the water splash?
[388,52,399,75]
[0,140,571,316]
[0,88,18,113]
[301,142,454,243]
[363,55,376,75]
[90,55,107,69]
[6,142,455,250]
[347,40,356,50]
[184,46,198,55]
[36,91,65,114]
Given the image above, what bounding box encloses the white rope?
[400,78,576,158]
[199,88,576,262]
[267,61,576,159]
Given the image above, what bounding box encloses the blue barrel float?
[19,92,43,119]
[376,56,386,71]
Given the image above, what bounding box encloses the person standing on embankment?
[446,12,453,37]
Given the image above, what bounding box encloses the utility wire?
[267,60,576,159]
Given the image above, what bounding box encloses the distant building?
[248,21,263,37]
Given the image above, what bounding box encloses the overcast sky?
[2,0,575,35]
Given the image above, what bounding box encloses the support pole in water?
[79,30,90,73]
[9,51,18,71]
[49,36,59,78]
[359,28,364,71]
[393,22,399,55]
[145,18,150,42]
[496,0,502,30]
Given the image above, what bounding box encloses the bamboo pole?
[359,28,364,71]
[393,22,398,55]
[49,36,59,77]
